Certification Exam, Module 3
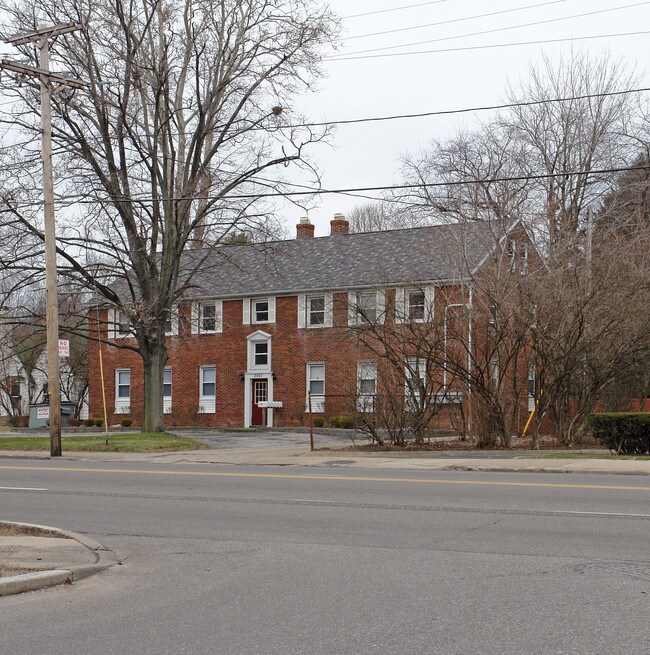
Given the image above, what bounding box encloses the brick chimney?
[330,212,349,235]
[296,217,315,239]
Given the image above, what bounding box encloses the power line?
[334,1,650,57]
[282,86,650,128]
[346,0,572,40]
[329,30,650,62]
[4,165,648,208]
[343,0,453,20]
[1,85,646,138]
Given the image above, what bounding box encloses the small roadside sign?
[37,406,49,419]
[58,339,69,357]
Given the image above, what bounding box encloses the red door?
[251,380,267,426]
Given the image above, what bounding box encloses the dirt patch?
[0,522,70,539]
[324,434,601,452]
[0,565,32,578]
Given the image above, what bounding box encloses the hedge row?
[587,413,650,455]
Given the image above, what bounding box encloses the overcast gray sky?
[280,0,650,237]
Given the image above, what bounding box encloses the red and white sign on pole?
[58,339,69,358]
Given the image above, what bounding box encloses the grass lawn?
[0,433,211,453]
[537,453,650,461]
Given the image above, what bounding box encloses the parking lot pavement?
[169,428,356,451]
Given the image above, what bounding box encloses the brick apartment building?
[88,215,536,430]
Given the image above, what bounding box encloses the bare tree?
[503,51,638,255]
[0,0,338,431]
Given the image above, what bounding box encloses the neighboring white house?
[0,308,88,420]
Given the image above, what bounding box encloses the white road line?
[0,486,47,491]
[291,499,337,503]
[560,510,650,518]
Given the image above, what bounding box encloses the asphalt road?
[1,460,649,655]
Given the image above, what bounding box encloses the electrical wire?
[334,1,650,57]
[346,0,573,40]
[1,85,647,137]
[329,30,650,62]
[3,165,648,208]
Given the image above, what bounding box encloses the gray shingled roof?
[184,220,510,299]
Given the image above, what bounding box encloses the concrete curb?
[0,521,119,597]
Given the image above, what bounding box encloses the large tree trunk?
[141,342,168,434]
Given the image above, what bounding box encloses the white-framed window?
[297,293,333,328]
[163,306,179,336]
[254,342,268,367]
[489,359,500,390]
[528,364,536,412]
[357,361,377,412]
[163,367,172,414]
[199,365,216,413]
[508,239,517,271]
[348,290,385,325]
[404,358,425,409]
[519,242,529,275]
[243,297,276,325]
[115,368,130,413]
[191,300,223,334]
[308,295,325,325]
[247,331,272,372]
[395,286,434,323]
[407,289,425,321]
[306,363,325,413]
[108,308,132,339]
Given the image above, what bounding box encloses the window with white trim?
[199,365,216,413]
[298,293,333,329]
[247,331,272,372]
[519,243,529,274]
[108,309,131,339]
[308,295,325,326]
[357,361,377,412]
[306,363,325,413]
[243,297,276,325]
[489,359,500,390]
[164,307,179,336]
[191,300,223,334]
[349,290,384,325]
[115,369,130,413]
[404,358,425,410]
[200,302,217,332]
[254,342,268,367]
[508,239,516,271]
[406,289,425,322]
[357,291,377,323]
[163,368,172,414]
[395,286,434,323]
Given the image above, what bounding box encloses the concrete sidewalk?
[1,444,649,476]
[0,521,119,596]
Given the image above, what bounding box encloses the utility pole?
[2,23,86,456]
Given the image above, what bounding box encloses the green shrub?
[587,413,650,455]
[68,418,81,427]
[84,418,95,427]
[120,418,133,427]
[329,415,355,429]
[94,418,105,427]
[311,416,325,428]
